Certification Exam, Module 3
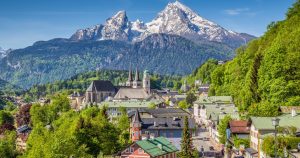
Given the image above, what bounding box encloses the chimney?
[173,117,178,121]
[154,121,157,127]
[157,143,162,150]
[150,133,155,139]
[291,108,297,117]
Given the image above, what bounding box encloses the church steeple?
[126,65,133,87]
[132,67,142,88]
[143,70,151,94]
[134,67,140,81]
[128,65,133,81]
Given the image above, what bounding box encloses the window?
[169,132,173,138]
[134,131,139,137]
[130,147,134,153]
[138,148,144,153]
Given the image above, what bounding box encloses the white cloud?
[224,8,250,15]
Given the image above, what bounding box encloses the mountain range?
[0,1,255,89]
[71,1,254,48]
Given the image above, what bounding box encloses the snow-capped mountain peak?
[143,1,236,42]
[100,10,130,41]
[0,47,10,59]
[70,1,255,47]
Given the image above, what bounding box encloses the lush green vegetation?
[178,92,197,109]
[186,1,300,117]
[23,70,182,100]
[262,126,300,157]
[185,59,219,86]
[178,116,198,158]
[233,136,250,149]
[23,94,130,157]
[218,115,232,144]
[0,79,21,95]
[0,131,18,158]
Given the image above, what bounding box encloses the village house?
[97,100,163,117]
[119,137,178,158]
[16,125,31,152]
[193,96,235,125]
[248,110,300,158]
[228,120,251,155]
[68,91,84,110]
[208,112,240,144]
[130,110,196,149]
[198,84,210,97]
[128,108,191,120]
[228,120,250,140]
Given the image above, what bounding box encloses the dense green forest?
[23,69,182,100]
[187,1,300,116]
[0,34,233,89]
[0,94,131,157]
[185,59,219,85]
[0,79,21,95]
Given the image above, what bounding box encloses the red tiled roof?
[229,120,250,134]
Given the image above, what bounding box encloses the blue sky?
[0,0,295,49]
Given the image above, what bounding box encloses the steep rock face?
[100,11,131,41]
[70,25,103,41]
[71,11,131,42]
[139,1,254,47]
[70,1,255,48]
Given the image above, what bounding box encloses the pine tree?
[178,116,194,158]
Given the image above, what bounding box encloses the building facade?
[85,80,116,104]
[129,109,196,149]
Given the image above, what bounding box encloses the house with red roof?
[229,120,250,139]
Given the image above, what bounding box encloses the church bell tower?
[143,70,151,94]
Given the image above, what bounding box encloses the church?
[114,67,151,100]
[84,67,151,104]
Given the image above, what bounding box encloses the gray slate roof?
[128,108,190,118]
[114,88,149,99]
[86,80,116,92]
[141,117,195,130]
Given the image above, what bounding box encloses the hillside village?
[1,65,299,158]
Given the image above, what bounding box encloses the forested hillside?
[24,69,182,100]
[0,34,232,89]
[185,59,219,86]
[187,1,300,116]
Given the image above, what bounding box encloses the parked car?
[209,146,214,151]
